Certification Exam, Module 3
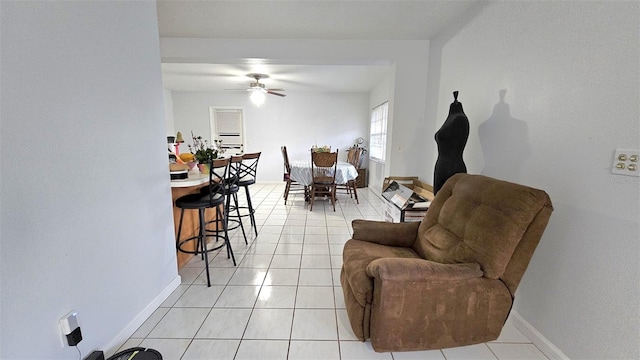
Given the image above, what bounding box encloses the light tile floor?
[118,183,549,360]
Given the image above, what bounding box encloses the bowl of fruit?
[178,153,197,170]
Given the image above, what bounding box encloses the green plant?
[312,145,331,153]
[194,147,217,163]
[188,131,219,163]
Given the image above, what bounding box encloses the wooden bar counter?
[170,172,213,269]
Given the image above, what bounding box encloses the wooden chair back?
[347,147,363,169]
[281,146,292,174]
[311,150,338,185]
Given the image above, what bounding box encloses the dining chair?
[337,147,362,204]
[310,150,338,211]
[281,146,307,204]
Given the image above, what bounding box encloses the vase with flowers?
[188,131,223,174]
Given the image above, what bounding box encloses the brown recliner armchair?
[340,173,553,352]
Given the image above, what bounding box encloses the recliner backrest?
[413,173,553,295]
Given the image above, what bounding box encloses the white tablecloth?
[289,160,358,186]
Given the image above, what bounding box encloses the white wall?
[170,91,369,181]
[163,88,175,138]
[428,2,639,359]
[0,2,178,358]
[368,68,395,191]
[387,51,431,178]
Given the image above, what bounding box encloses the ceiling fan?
[228,73,286,97]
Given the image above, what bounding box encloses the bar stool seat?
[176,192,224,209]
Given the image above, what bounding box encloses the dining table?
[289,159,359,186]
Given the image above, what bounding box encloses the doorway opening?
[209,107,245,156]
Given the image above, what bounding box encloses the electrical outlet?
[59,311,82,347]
[59,311,78,335]
[612,149,640,177]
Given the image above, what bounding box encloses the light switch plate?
[612,149,639,177]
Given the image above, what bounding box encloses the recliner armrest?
[366,258,483,282]
[351,219,420,247]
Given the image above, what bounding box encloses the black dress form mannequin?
[434,91,469,194]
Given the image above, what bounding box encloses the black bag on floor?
[107,347,162,360]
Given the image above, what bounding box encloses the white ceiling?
[161,63,395,93]
[157,0,477,93]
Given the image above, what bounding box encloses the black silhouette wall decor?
[434,91,470,194]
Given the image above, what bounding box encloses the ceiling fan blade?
[267,90,286,97]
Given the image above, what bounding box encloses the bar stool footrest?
[177,234,228,255]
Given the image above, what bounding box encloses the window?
[369,102,388,162]
[210,107,244,155]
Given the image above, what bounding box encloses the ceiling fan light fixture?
[224,73,285,104]
[250,89,266,106]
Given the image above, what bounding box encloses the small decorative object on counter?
[188,131,226,173]
[189,131,218,163]
[169,163,189,180]
[197,163,210,175]
[174,131,185,155]
[178,153,197,170]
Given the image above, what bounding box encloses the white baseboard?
[102,275,182,356]
[510,310,569,360]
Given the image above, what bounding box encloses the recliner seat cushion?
[341,239,422,340]
[342,239,421,308]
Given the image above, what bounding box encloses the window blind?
[369,102,388,162]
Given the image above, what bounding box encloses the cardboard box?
[382,176,435,201]
[381,177,434,223]
[382,200,404,223]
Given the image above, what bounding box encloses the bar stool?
[201,155,248,245]
[235,152,261,236]
[175,158,235,287]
